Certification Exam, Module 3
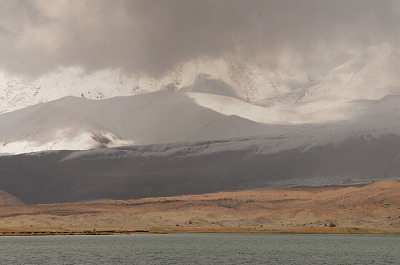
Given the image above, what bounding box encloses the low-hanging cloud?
[0,0,399,77]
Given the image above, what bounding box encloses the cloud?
[0,0,399,76]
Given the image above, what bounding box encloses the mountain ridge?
[2,44,399,117]
[0,91,278,154]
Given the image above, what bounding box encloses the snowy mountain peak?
[322,43,400,100]
[1,44,400,128]
[0,58,314,114]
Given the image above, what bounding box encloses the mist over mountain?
[1,44,400,154]
[1,1,400,204]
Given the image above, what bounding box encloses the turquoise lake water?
[0,233,399,264]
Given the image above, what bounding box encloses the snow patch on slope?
[187,92,356,124]
[0,58,318,115]
[0,92,277,154]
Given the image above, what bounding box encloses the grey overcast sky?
[0,0,399,77]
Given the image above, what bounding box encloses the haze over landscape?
[0,0,400,236]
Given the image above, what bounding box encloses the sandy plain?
[0,181,400,235]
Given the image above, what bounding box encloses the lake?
[0,233,399,264]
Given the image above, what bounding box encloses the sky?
[0,0,399,77]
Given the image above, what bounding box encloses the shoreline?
[1,227,400,236]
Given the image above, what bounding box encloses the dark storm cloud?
[0,0,399,76]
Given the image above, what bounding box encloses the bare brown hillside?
[0,181,399,234]
[0,190,23,206]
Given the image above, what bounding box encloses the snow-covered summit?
[0,58,314,114]
[2,44,400,123]
[1,44,400,154]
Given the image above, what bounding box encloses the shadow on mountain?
[1,134,400,204]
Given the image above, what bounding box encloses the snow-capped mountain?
[1,44,400,155]
[0,58,316,114]
[1,44,400,122]
[0,91,287,154]
[1,44,400,201]
[1,89,400,155]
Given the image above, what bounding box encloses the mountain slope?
[1,92,400,202]
[0,91,277,154]
[0,189,23,206]
[1,133,400,204]
[2,44,400,127]
[1,181,399,233]
[0,60,305,114]
[2,89,400,155]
